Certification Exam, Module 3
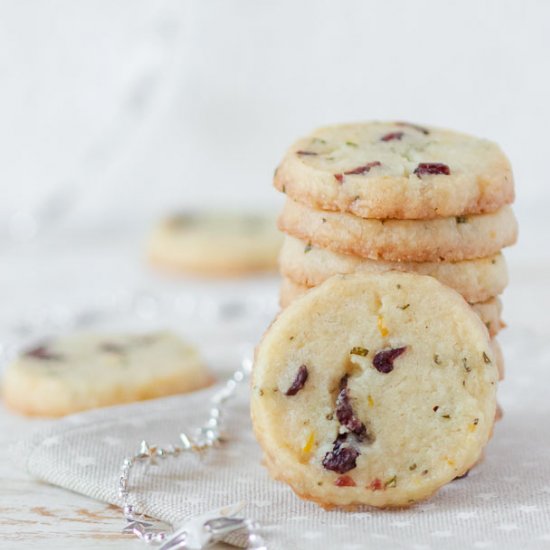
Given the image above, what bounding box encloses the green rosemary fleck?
[350,347,369,357]
[384,475,397,488]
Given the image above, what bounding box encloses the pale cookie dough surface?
[278,200,517,262]
[2,331,213,417]
[279,277,504,338]
[148,211,282,277]
[280,235,508,303]
[252,273,498,508]
[274,121,514,219]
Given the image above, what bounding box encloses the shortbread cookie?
[148,211,282,277]
[279,200,517,262]
[2,331,213,417]
[279,278,504,338]
[252,272,498,508]
[281,278,505,380]
[280,236,508,303]
[274,121,514,219]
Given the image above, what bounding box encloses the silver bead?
[155,532,166,542]
[206,417,219,428]
[233,370,244,382]
[179,432,192,450]
[143,532,153,542]
[123,504,134,516]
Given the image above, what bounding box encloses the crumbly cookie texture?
[274,121,514,219]
[279,235,508,304]
[2,331,213,417]
[148,211,282,277]
[279,277,504,338]
[252,272,498,508]
[278,200,517,262]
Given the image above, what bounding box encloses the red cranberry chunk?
[372,347,407,374]
[414,163,451,177]
[396,122,430,135]
[285,365,308,396]
[344,162,381,176]
[23,345,63,361]
[100,342,125,354]
[322,436,360,474]
[368,478,383,491]
[334,161,381,183]
[335,376,367,440]
[335,475,356,487]
[381,131,404,142]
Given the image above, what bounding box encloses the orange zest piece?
[377,315,389,337]
[302,431,315,454]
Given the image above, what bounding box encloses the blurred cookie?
[2,331,213,417]
[252,272,498,508]
[274,121,514,219]
[278,200,517,262]
[279,235,508,303]
[148,211,282,276]
[279,277,504,338]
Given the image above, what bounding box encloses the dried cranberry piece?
[296,150,318,156]
[322,434,360,474]
[24,345,63,361]
[100,342,125,354]
[335,376,367,441]
[381,131,404,142]
[372,347,407,374]
[334,161,381,183]
[335,475,356,487]
[285,365,308,396]
[413,163,451,177]
[368,478,383,491]
[396,122,430,135]
[344,161,382,175]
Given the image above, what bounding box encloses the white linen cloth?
[11,324,550,550]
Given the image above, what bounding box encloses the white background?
[0,0,548,265]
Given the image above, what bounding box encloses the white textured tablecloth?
[11,323,550,550]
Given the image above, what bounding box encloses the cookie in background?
[148,211,283,277]
[2,331,214,417]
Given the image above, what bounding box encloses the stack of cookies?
[274,121,517,381]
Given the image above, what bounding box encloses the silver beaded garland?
[118,357,266,549]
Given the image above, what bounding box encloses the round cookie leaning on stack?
[252,272,499,509]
